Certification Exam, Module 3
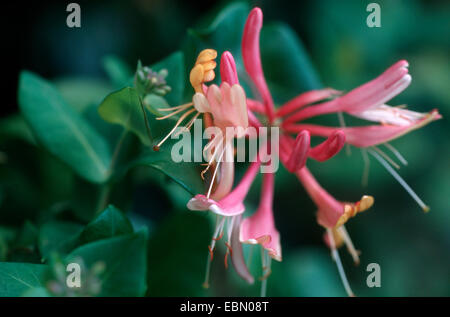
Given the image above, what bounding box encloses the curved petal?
[242,7,275,120]
[220,51,239,85]
[285,131,310,172]
[283,109,440,147]
[276,88,341,118]
[240,173,282,261]
[230,215,255,284]
[282,60,412,124]
[309,130,345,161]
[295,168,373,228]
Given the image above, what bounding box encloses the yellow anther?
[201,61,217,72]
[336,195,374,227]
[203,70,215,82]
[190,64,205,93]
[189,49,218,93]
[196,49,217,63]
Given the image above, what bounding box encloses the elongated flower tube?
[168,6,441,296]
[295,167,374,228]
[240,172,282,261]
[276,88,341,118]
[229,215,255,284]
[187,159,261,216]
[283,109,440,148]
[281,60,414,124]
[242,7,275,122]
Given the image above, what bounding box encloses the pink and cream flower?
[165,7,441,296]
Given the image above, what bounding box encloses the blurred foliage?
[0,0,449,297]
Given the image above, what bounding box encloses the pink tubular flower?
[240,172,282,261]
[187,159,261,216]
[179,6,441,296]
[242,7,275,122]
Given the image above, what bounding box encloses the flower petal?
[309,130,345,161]
[285,130,310,172]
[283,109,440,147]
[220,51,239,85]
[239,173,282,261]
[242,7,275,120]
[276,88,341,118]
[282,60,412,124]
[230,215,255,284]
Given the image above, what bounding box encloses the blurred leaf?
[269,248,344,296]
[143,94,168,117]
[0,262,49,297]
[8,221,40,263]
[38,221,84,260]
[98,87,151,146]
[102,55,133,88]
[147,212,211,296]
[184,2,249,64]
[79,205,133,244]
[54,78,112,114]
[22,287,51,297]
[65,230,148,297]
[260,23,322,104]
[18,71,111,183]
[132,144,204,195]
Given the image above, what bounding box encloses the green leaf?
[54,78,113,114]
[185,2,249,60]
[79,205,133,244]
[184,2,249,90]
[8,221,40,263]
[260,23,322,105]
[66,230,148,297]
[0,262,49,297]
[38,221,84,260]
[269,248,344,296]
[147,212,211,296]
[98,87,152,146]
[150,51,185,106]
[102,55,133,88]
[22,287,51,297]
[143,94,169,117]
[132,144,205,195]
[18,71,111,183]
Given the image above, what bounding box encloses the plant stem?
[95,129,128,214]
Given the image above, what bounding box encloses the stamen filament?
[184,112,201,130]
[156,103,193,120]
[260,248,271,297]
[327,228,355,297]
[206,143,227,198]
[157,102,193,112]
[372,146,400,169]
[361,149,370,187]
[203,216,226,289]
[201,138,223,180]
[155,108,196,149]
[384,143,408,166]
[337,112,351,156]
[338,225,360,265]
[368,149,430,212]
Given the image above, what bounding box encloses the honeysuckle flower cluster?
[135,61,172,96]
[154,7,441,296]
